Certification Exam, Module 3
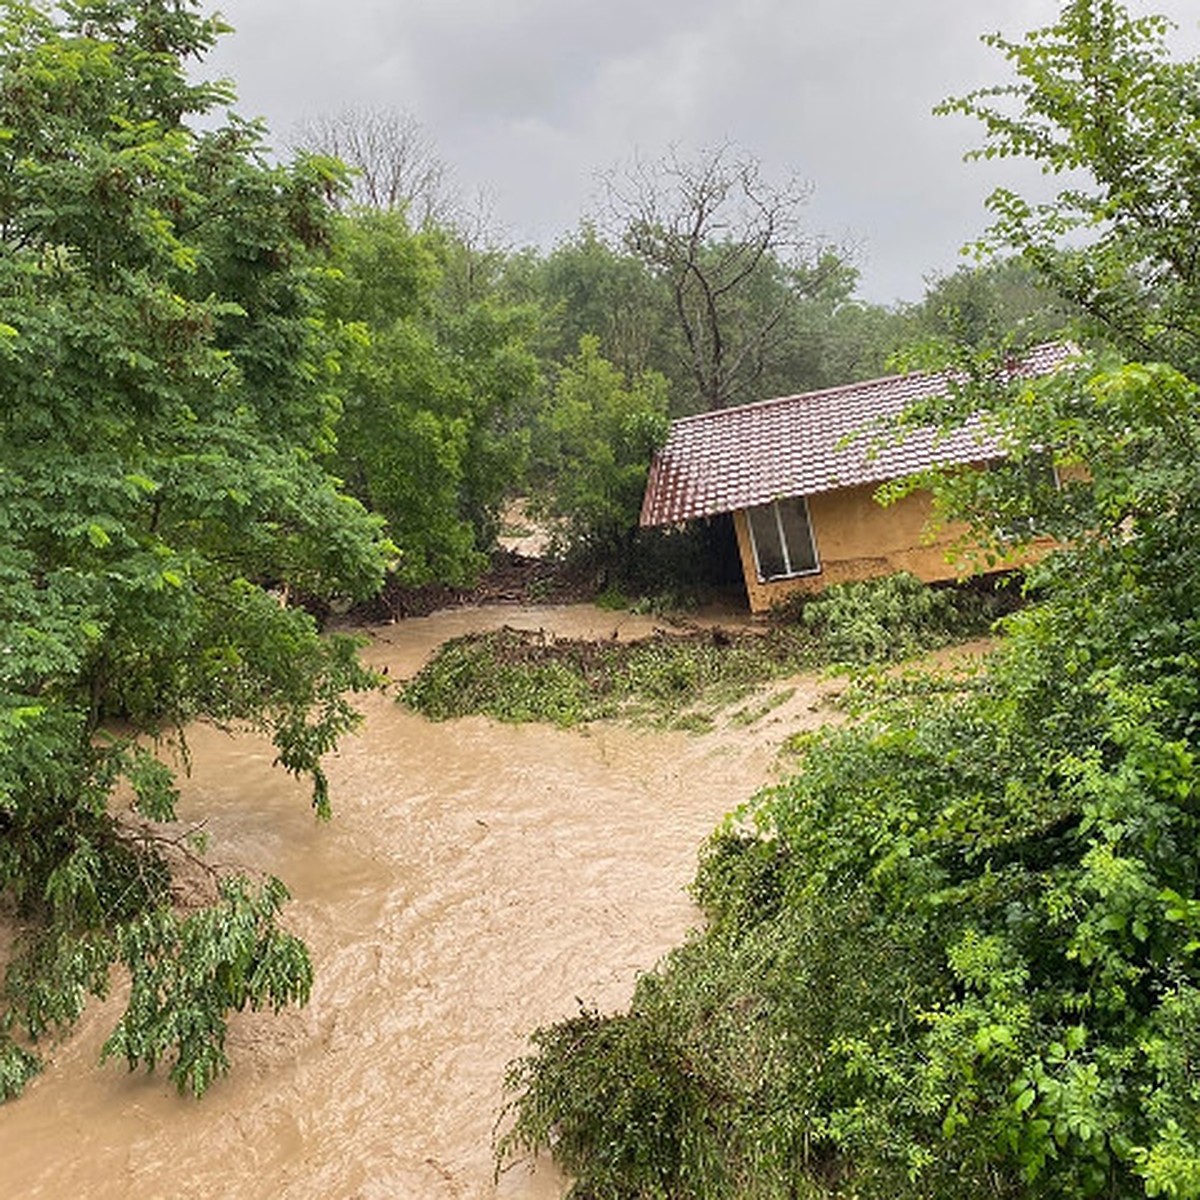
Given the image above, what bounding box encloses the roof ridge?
[670,370,930,426]
[667,341,1070,427]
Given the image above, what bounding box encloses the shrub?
[497,552,1200,1196]
[771,571,1015,663]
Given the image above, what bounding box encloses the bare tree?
[603,143,846,410]
[293,106,459,227]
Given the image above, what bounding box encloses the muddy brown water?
[1,604,841,1200]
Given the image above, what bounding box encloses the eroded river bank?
[1,604,838,1199]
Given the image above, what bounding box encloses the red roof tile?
[640,342,1074,526]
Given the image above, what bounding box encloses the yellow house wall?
[732,484,1009,614]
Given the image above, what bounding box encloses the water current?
[1,604,837,1199]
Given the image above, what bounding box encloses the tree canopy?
[0,0,389,1097]
[527,335,669,574]
[938,0,1200,374]
[319,208,540,585]
[603,144,857,412]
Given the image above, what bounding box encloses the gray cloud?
[207,0,1200,304]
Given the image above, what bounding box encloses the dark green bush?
[772,571,1016,664]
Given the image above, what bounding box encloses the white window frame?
[746,497,821,582]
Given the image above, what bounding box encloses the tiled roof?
[640,342,1074,527]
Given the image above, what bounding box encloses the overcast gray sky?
[204,1,1200,306]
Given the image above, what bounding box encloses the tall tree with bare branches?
[604,144,849,411]
[294,106,458,226]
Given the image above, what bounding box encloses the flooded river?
[1,604,834,1199]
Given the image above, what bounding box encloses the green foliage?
[403,628,753,729]
[529,336,669,575]
[402,625,804,730]
[0,1038,40,1102]
[907,258,1074,351]
[774,571,1015,664]
[0,0,389,1096]
[403,575,1000,731]
[937,0,1200,377]
[498,10,1200,1195]
[514,190,917,428]
[321,209,540,585]
[102,877,312,1097]
[609,145,868,413]
[499,1004,725,1200]
[401,630,599,727]
[530,224,675,386]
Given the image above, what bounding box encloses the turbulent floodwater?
[1,604,836,1200]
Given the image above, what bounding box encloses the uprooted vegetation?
[398,573,1015,731]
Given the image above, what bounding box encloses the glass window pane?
[778,497,817,573]
[748,504,786,579]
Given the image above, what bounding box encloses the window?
[746,497,819,581]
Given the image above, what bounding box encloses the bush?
[771,571,1016,663]
[498,2,1200,1187]
[497,538,1200,1196]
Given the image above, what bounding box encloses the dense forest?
[5,0,1200,1196]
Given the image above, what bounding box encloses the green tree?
[530,336,668,574]
[0,0,389,1097]
[499,5,1200,1196]
[803,294,916,386]
[320,209,539,585]
[908,257,1074,351]
[521,220,909,419]
[529,224,673,386]
[748,249,902,398]
[937,0,1200,375]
